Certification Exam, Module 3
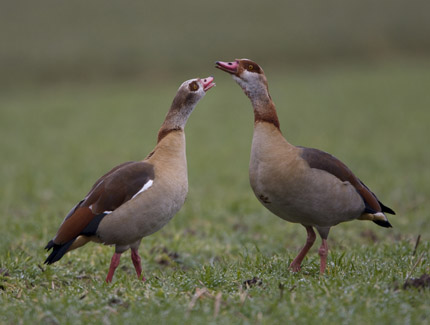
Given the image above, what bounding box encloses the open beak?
[215,60,239,75]
[201,76,215,92]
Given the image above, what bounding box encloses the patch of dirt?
[168,251,179,260]
[232,223,248,232]
[108,297,122,305]
[360,229,378,242]
[183,228,197,236]
[243,277,262,288]
[403,274,430,290]
[0,268,9,290]
[157,257,170,265]
[108,297,130,309]
[41,316,59,325]
[151,246,180,266]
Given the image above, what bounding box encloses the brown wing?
[52,161,155,245]
[61,161,136,221]
[299,147,388,214]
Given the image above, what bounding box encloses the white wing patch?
[131,180,154,199]
[90,205,112,215]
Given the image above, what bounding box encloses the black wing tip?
[378,199,395,215]
[43,212,108,265]
[45,240,55,250]
[44,249,59,265]
[373,219,393,228]
[358,180,396,216]
[382,206,396,215]
[44,239,75,265]
[44,255,55,265]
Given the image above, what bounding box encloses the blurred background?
[1,0,429,252]
[1,0,429,87]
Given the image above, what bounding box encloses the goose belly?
[97,178,188,246]
[250,158,364,228]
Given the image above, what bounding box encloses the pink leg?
[289,226,316,272]
[106,252,121,283]
[131,248,146,281]
[318,239,329,274]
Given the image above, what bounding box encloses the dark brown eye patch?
[189,81,199,91]
[242,60,261,73]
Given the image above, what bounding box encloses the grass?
[1,60,430,324]
[1,0,430,85]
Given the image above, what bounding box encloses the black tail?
[359,180,396,216]
[373,200,394,228]
[379,201,395,215]
[44,212,108,265]
[44,239,75,264]
[373,219,392,228]
[364,202,394,228]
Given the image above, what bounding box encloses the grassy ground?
[1,60,429,324]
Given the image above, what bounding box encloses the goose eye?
[248,64,254,70]
[189,81,199,91]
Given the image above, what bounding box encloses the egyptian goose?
[216,59,395,274]
[45,77,215,282]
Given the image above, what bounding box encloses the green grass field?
[1,60,429,324]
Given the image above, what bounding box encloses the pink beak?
[215,60,239,74]
[201,76,215,92]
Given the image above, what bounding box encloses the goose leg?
[289,226,316,272]
[316,227,330,274]
[131,248,146,281]
[318,239,329,274]
[106,252,121,283]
